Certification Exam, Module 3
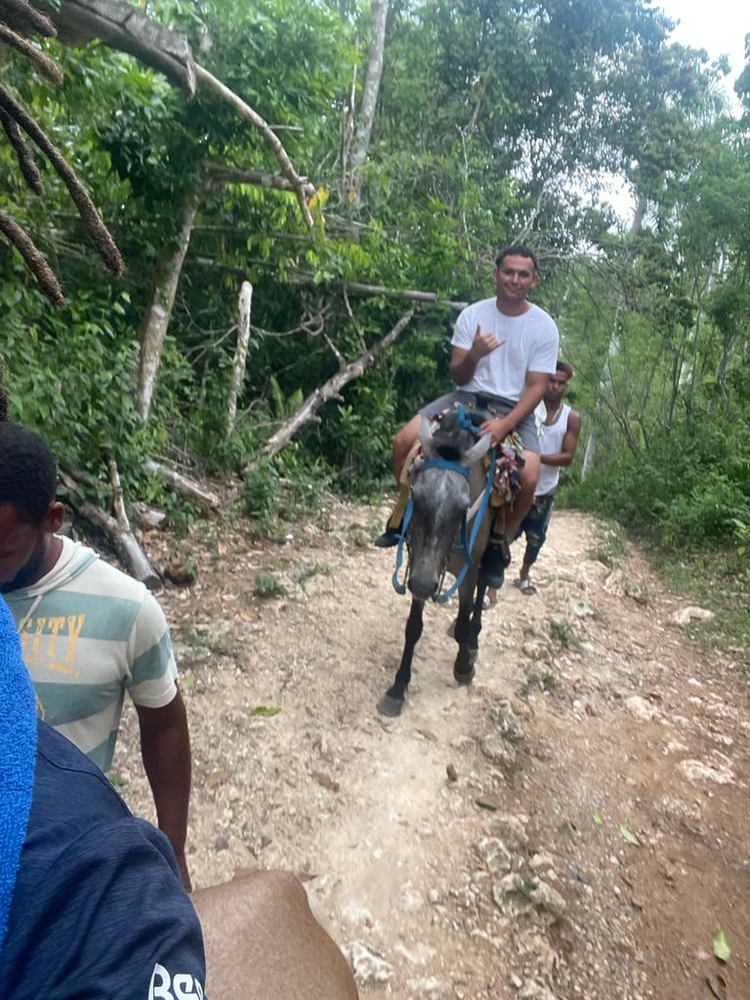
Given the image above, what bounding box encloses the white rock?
[492,873,523,909]
[678,758,734,785]
[395,942,437,965]
[528,880,567,920]
[480,733,517,770]
[488,814,529,851]
[475,836,513,874]
[399,883,424,912]
[625,695,660,722]
[348,942,393,985]
[406,976,452,998]
[519,980,558,1000]
[671,606,715,625]
[529,852,555,873]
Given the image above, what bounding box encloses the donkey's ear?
[461,431,492,466]
[418,415,436,453]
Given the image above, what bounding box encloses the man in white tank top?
[506,362,581,596]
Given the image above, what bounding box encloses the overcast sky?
[656,0,748,96]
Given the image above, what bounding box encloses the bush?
[661,473,750,548]
[563,428,750,551]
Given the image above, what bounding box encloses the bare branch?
[0,83,123,275]
[0,23,64,81]
[0,108,43,194]
[204,159,315,198]
[195,64,314,228]
[266,308,415,456]
[0,209,65,306]
[0,0,56,38]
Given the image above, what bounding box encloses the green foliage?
[296,561,331,583]
[548,619,579,648]
[1,0,747,560]
[253,574,284,599]
[661,472,750,549]
[242,458,279,521]
[242,449,333,529]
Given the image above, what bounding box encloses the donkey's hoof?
[378,693,405,717]
[454,664,475,685]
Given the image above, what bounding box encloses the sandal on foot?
[518,578,537,596]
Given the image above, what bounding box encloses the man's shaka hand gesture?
[470,324,506,359]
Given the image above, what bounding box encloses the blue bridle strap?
[435,446,496,603]
[392,497,414,595]
[419,457,471,480]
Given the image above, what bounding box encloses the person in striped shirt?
[0,419,192,889]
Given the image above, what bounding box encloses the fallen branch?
[204,160,315,198]
[144,459,220,510]
[194,64,314,228]
[47,0,196,94]
[60,470,161,589]
[188,257,468,311]
[266,307,415,456]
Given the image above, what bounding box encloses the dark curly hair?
[0,421,57,525]
[495,245,539,272]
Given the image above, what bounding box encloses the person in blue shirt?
[0,594,357,999]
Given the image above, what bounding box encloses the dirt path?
[114,505,750,1000]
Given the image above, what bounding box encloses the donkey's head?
[407,413,492,600]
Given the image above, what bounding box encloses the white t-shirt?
[451,298,559,402]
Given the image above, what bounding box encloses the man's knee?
[520,452,540,492]
[393,416,421,472]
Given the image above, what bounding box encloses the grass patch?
[297,561,331,583]
[587,519,629,569]
[651,546,749,672]
[514,876,539,899]
[548,618,579,648]
[253,573,285,599]
[519,670,557,698]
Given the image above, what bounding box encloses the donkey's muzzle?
[408,568,439,601]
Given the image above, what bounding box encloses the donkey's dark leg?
[468,574,488,649]
[378,598,425,716]
[454,572,482,684]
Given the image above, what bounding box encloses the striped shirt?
[6,537,177,773]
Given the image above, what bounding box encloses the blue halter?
[392,406,496,603]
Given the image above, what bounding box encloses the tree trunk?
[581,433,596,481]
[137,179,204,420]
[226,281,253,438]
[266,307,414,456]
[347,0,389,201]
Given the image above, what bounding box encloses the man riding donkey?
[375,245,559,593]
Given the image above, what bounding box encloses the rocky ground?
[113,503,749,1000]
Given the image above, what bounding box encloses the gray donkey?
[378,407,495,716]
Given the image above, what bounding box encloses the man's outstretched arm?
[136,690,192,891]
